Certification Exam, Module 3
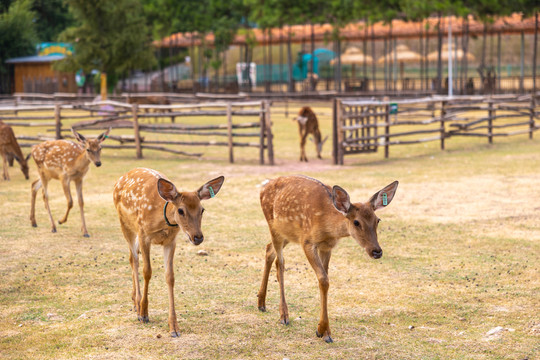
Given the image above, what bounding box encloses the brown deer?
[113,168,224,337]
[0,122,30,180]
[295,107,328,162]
[30,128,110,237]
[257,175,398,343]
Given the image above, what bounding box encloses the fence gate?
[333,98,383,165]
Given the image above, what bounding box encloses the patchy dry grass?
[0,105,539,359]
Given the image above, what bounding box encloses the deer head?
[13,153,31,180]
[72,128,110,167]
[332,181,399,259]
[157,176,225,246]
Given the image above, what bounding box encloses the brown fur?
[0,122,30,180]
[295,107,327,162]
[29,128,110,236]
[257,175,398,343]
[113,168,224,337]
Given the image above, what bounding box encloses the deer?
[29,128,110,237]
[113,168,225,337]
[257,175,398,343]
[294,107,328,162]
[0,121,30,180]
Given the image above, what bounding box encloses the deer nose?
[95,161,102,167]
[371,249,383,259]
[193,235,204,245]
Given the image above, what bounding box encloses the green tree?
[0,0,37,93]
[32,0,73,42]
[56,0,156,91]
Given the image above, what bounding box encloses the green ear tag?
[209,186,215,198]
[382,193,388,206]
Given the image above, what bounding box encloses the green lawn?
[0,103,539,359]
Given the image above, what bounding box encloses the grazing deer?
[295,107,328,162]
[30,128,110,237]
[257,175,398,343]
[113,168,225,337]
[0,122,30,180]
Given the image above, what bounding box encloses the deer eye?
[353,220,360,227]
[178,209,185,216]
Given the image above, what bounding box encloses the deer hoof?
[31,223,37,228]
[279,317,289,326]
[258,306,266,312]
[51,228,57,233]
[170,331,180,338]
[316,330,333,343]
[138,315,149,323]
[83,233,90,238]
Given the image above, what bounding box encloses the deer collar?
[163,202,178,227]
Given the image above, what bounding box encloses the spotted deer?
[295,107,328,162]
[257,175,398,343]
[113,168,225,337]
[0,122,30,180]
[30,128,110,237]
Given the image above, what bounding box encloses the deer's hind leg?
[257,242,276,312]
[58,177,73,225]
[119,218,141,316]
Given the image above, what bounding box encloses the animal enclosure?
[0,98,275,165]
[332,94,540,164]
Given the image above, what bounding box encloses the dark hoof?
[316,330,322,338]
[258,306,266,312]
[83,233,90,238]
[316,330,333,343]
[170,331,180,338]
[138,315,149,323]
[280,318,289,326]
[51,229,57,233]
[32,224,37,228]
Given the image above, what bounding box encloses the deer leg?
[272,239,289,325]
[164,241,180,337]
[119,219,140,314]
[299,131,308,162]
[40,177,57,233]
[139,238,151,323]
[74,179,89,237]
[7,153,14,167]
[257,242,276,312]
[303,242,333,343]
[2,154,9,180]
[30,179,42,227]
[58,177,73,225]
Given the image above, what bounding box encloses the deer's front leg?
[58,177,73,224]
[74,179,89,237]
[257,242,276,312]
[30,179,42,227]
[163,242,180,337]
[2,155,9,180]
[139,238,151,323]
[303,242,332,343]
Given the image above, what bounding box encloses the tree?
[0,0,37,93]
[32,0,73,42]
[56,0,156,92]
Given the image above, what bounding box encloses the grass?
[0,104,539,359]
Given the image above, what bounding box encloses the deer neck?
[72,148,91,173]
[325,209,350,239]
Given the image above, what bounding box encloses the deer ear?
[72,128,86,144]
[157,179,178,202]
[332,185,351,216]
[97,127,111,143]
[198,176,225,200]
[370,181,399,211]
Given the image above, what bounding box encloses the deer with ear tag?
[30,128,110,236]
[258,175,398,343]
[113,168,224,337]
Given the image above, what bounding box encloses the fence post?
[487,100,494,144]
[441,100,446,150]
[264,100,274,165]
[384,104,390,159]
[132,104,143,159]
[337,100,344,165]
[530,95,536,140]
[54,104,62,139]
[259,101,266,165]
[227,103,234,163]
[332,98,338,164]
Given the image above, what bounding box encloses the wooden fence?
[333,94,540,164]
[0,99,274,165]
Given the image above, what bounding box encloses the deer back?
[32,140,86,178]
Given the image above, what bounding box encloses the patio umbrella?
[331,47,373,78]
[377,44,423,81]
[427,44,476,62]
